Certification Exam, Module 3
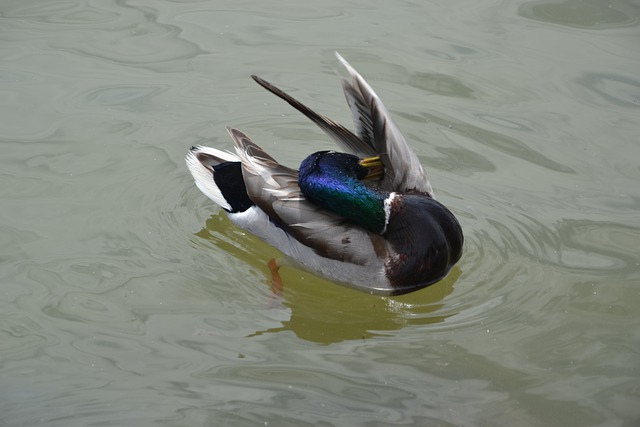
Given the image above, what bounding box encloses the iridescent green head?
[298,151,389,233]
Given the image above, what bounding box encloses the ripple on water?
[197,363,457,425]
[0,314,57,363]
[573,71,640,109]
[555,219,640,274]
[398,110,575,175]
[3,0,206,71]
[518,0,640,29]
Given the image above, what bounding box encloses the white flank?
[230,206,390,292]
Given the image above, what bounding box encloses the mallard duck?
[186,53,463,296]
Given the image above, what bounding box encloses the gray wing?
[335,53,433,196]
[251,55,433,196]
[226,127,390,266]
[251,75,376,158]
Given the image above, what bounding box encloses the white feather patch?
[185,146,239,211]
[382,192,398,234]
[230,206,390,292]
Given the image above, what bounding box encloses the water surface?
[1,0,639,426]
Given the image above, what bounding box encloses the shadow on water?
[195,214,460,344]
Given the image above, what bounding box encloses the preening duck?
[186,53,463,296]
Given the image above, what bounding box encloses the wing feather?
[251,54,433,196]
[251,75,376,157]
[335,52,433,196]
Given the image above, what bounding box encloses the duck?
[186,53,463,296]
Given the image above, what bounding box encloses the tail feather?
[186,146,240,211]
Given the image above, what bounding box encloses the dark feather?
[384,194,463,289]
[251,75,377,157]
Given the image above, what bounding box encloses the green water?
[1,0,639,426]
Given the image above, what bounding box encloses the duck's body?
[186,53,463,296]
